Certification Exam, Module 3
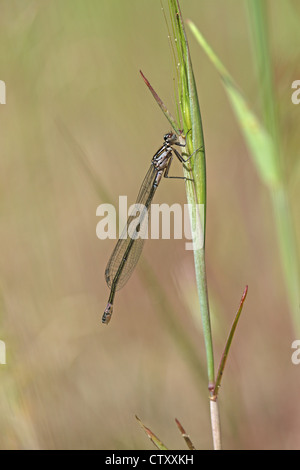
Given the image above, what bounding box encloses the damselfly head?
[164,132,178,145]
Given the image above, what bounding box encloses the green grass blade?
[187,21,281,189]
[140,1,220,448]
[175,418,196,450]
[188,19,300,334]
[214,286,248,397]
[135,416,168,450]
[168,0,221,450]
[168,0,214,390]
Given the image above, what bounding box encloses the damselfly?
[102,132,192,325]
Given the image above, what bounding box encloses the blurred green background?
[0,0,299,450]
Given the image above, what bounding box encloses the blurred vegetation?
[0,0,300,450]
